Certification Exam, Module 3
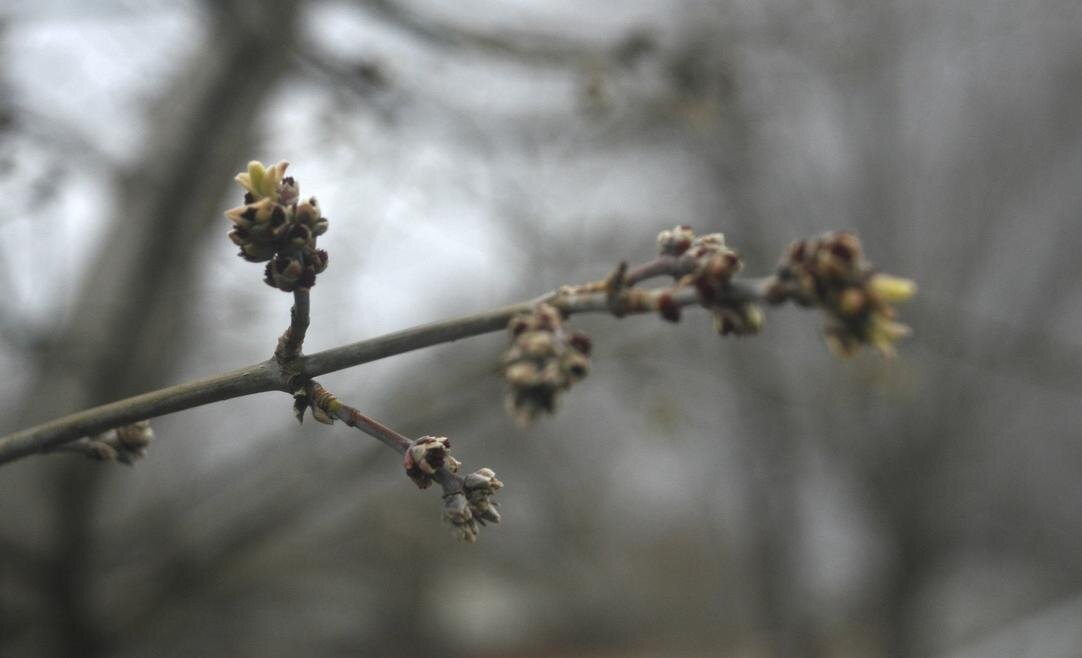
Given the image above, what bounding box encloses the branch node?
[604,261,630,317]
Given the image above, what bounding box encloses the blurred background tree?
[1,1,1081,656]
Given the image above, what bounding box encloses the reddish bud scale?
[568,331,592,355]
[657,293,681,323]
[694,275,716,302]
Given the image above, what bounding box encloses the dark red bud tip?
[568,332,593,355]
[829,241,854,262]
[270,205,287,226]
[789,240,807,262]
[658,293,681,323]
[765,281,788,304]
[694,275,716,302]
[509,317,529,337]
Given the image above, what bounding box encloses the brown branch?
[0,276,771,466]
[624,254,696,286]
[0,362,281,465]
[275,288,311,363]
[308,382,411,453]
[307,380,478,538]
[356,0,609,66]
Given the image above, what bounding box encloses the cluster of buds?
[463,468,503,525]
[502,303,592,426]
[656,226,763,335]
[83,421,154,464]
[224,161,329,292]
[403,435,460,490]
[768,231,915,356]
[445,468,504,543]
[403,437,503,543]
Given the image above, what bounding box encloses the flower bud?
[463,468,503,526]
[502,303,592,426]
[403,436,453,489]
[115,421,154,451]
[86,442,120,462]
[264,254,304,291]
[775,232,914,356]
[224,161,331,291]
[657,225,695,256]
[443,493,479,543]
[463,467,503,493]
[868,273,917,304]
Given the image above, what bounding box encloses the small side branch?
[275,289,311,363]
[308,382,410,453]
[307,380,496,542]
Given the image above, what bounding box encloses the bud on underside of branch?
[502,303,592,426]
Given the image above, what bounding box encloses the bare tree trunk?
[12,2,301,654]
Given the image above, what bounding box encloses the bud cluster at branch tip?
[403,436,503,542]
[224,161,329,292]
[502,303,592,426]
[463,467,503,525]
[445,467,504,543]
[767,231,916,357]
[656,225,763,335]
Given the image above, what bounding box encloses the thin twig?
[0,277,771,466]
[275,288,311,363]
[308,381,465,507]
[308,381,411,453]
[624,254,695,286]
[300,277,768,377]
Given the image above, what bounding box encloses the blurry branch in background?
[0,160,915,541]
[97,443,392,644]
[3,101,118,171]
[355,0,625,66]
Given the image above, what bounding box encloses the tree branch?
[0,362,280,465]
[0,277,768,466]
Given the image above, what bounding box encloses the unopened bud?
[404,436,453,489]
[657,225,695,256]
[837,287,867,316]
[443,493,478,543]
[115,421,154,451]
[868,274,917,304]
[86,441,119,462]
[463,468,503,493]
